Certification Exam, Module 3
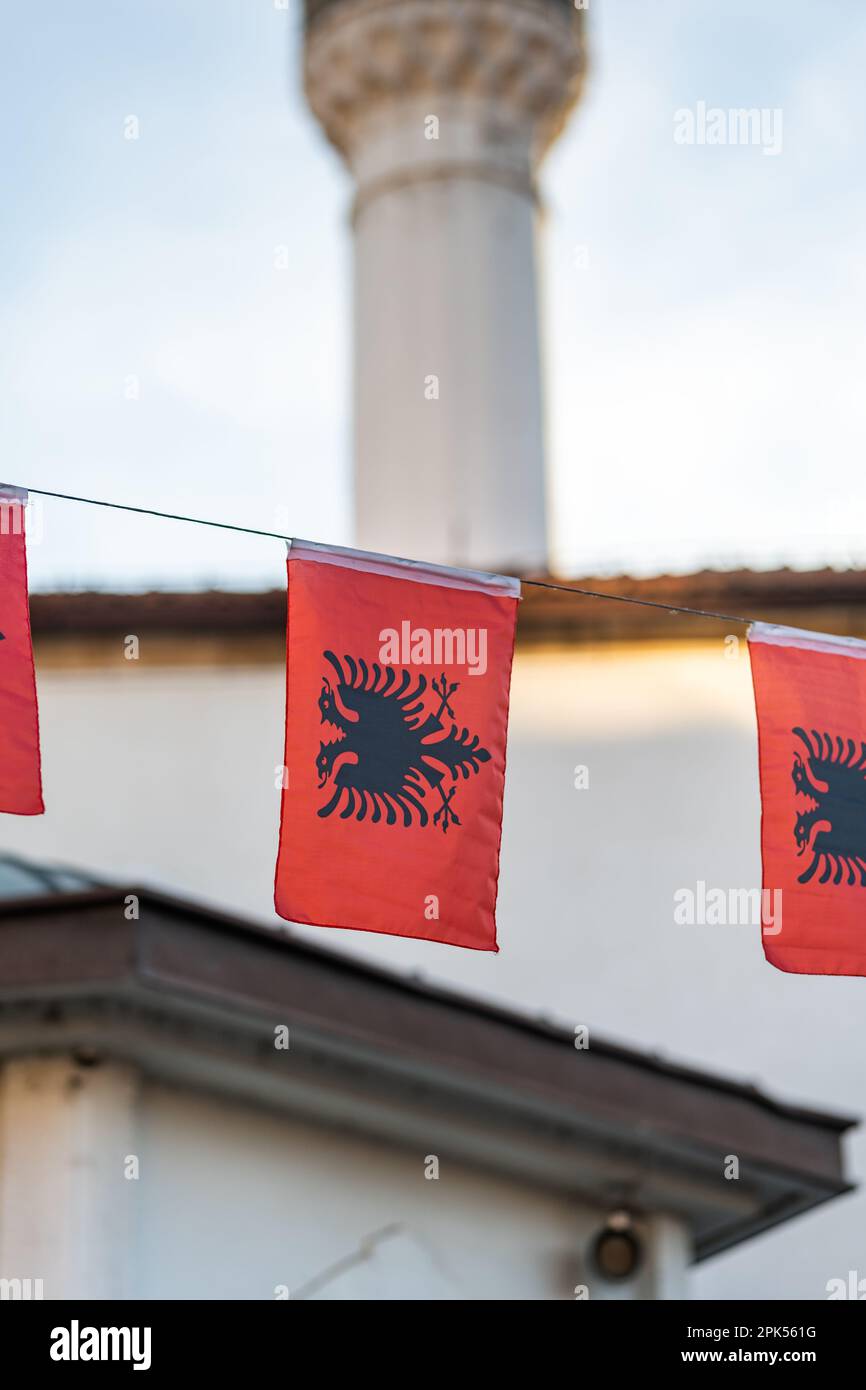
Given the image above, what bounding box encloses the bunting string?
[19,483,756,627]
[10,482,861,972]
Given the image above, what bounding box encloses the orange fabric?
[274,551,518,950]
[750,632,866,976]
[0,502,43,815]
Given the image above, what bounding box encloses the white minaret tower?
[303,0,585,572]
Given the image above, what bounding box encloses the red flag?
[0,489,43,815]
[274,541,519,950]
[749,621,866,976]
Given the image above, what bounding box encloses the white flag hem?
[287,538,521,599]
[749,621,866,661]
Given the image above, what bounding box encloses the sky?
[2,0,865,591]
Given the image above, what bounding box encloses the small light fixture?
[591,1210,642,1282]
[72,1045,102,1068]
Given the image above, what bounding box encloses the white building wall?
[0,640,859,1298]
[133,1080,674,1300]
[0,1057,686,1300]
[0,1057,138,1300]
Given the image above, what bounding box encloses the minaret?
[303,0,585,572]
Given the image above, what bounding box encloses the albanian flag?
[749,621,866,976]
[0,488,43,815]
[274,541,520,950]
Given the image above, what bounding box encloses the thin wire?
[24,485,292,543]
[20,484,755,627]
[523,576,755,626]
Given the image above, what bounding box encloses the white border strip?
[287,538,521,599]
[749,621,866,661]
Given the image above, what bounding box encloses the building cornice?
[25,569,866,661]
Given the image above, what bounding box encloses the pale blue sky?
[2,0,865,590]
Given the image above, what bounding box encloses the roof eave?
[0,888,855,1262]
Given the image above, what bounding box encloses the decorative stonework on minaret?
[303,0,586,571]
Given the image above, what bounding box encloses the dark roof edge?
[27,572,866,647]
[0,884,856,1135]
